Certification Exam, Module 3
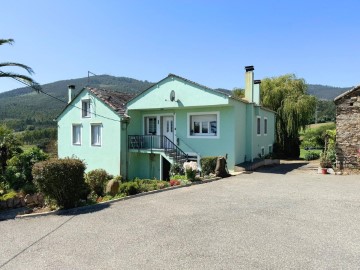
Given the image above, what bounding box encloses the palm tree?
[0,39,41,92]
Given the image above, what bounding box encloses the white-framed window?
[187,112,219,138]
[257,116,261,135]
[91,124,102,146]
[261,147,265,157]
[82,99,91,118]
[264,117,268,135]
[72,124,81,145]
[269,145,273,153]
[145,116,157,135]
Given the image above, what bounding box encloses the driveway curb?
[14,176,229,219]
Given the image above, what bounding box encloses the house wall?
[128,152,161,180]
[252,107,276,159]
[58,90,122,176]
[232,100,247,164]
[335,88,360,168]
[127,105,237,170]
[127,76,230,110]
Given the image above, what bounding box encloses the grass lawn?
[300,148,322,160]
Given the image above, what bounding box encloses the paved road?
[1,163,360,269]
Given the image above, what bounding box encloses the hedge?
[32,158,89,209]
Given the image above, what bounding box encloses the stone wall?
[335,87,360,168]
[0,193,44,210]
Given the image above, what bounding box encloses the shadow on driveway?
[254,162,309,175]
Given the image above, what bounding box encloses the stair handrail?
[162,135,188,163]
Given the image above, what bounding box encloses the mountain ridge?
[0,75,352,130]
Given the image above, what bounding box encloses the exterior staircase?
[128,135,191,165]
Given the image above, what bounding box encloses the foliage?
[200,156,218,176]
[319,153,333,168]
[118,179,170,196]
[232,88,245,99]
[32,158,89,209]
[311,100,336,123]
[19,127,57,145]
[301,123,336,149]
[261,74,317,158]
[5,147,48,190]
[0,190,17,201]
[0,125,22,175]
[169,179,181,186]
[85,169,111,196]
[169,162,184,176]
[170,174,187,180]
[304,151,320,161]
[118,181,141,196]
[0,38,41,92]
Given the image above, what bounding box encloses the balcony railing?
[128,135,188,163]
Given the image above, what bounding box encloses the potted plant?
[319,153,332,174]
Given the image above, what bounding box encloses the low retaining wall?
[0,193,44,210]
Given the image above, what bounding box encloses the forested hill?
[0,75,153,129]
[0,74,353,130]
[307,84,351,100]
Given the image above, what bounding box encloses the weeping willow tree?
[261,74,317,158]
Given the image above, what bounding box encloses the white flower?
[183,161,198,171]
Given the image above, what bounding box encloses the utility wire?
[1,71,122,123]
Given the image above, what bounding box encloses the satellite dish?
[170,90,175,101]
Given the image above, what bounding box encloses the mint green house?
[57,66,275,180]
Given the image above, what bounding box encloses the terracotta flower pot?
[321,168,328,174]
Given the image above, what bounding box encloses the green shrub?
[32,158,89,209]
[200,157,217,176]
[5,147,48,190]
[85,169,111,196]
[119,181,141,196]
[304,151,320,161]
[0,190,17,201]
[170,174,187,180]
[169,163,184,176]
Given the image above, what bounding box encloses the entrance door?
[162,116,174,142]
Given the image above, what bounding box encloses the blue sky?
[0,0,359,93]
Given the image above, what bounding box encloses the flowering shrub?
[183,161,198,181]
[169,179,181,186]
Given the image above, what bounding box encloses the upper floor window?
[91,124,102,146]
[72,124,81,145]
[145,116,157,135]
[82,100,91,118]
[264,118,268,135]
[188,112,219,138]
[257,117,261,135]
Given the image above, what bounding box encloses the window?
[188,113,218,137]
[269,145,273,153]
[261,147,265,156]
[257,117,261,135]
[82,100,91,118]
[264,118,268,135]
[91,124,102,146]
[72,125,81,145]
[145,117,157,135]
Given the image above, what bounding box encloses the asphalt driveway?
[1,163,360,269]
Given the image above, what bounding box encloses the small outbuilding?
[334,85,360,168]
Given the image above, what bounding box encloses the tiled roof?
[88,87,135,116]
[334,85,360,102]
